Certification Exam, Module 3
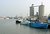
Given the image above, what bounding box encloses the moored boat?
[29,21,48,29]
[20,20,30,26]
[16,19,23,24]
[16,20,21,24]
[20,17,48,29]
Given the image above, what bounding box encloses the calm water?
[0,19,50,34]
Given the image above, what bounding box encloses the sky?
[0,0,50,17]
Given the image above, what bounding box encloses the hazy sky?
[0,0,50,17]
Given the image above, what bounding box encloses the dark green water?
[0,19,50,34]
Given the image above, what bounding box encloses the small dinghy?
[16,19,23,24]
[16,20,21,24]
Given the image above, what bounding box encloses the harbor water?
[0,19,50,34]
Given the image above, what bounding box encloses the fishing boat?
[29,21,48,29]
[20,17,48,29]
[20,19,30,26]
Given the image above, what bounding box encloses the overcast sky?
[0,0,50,17]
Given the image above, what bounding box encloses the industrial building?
[30,3,44,20]
[30,3,45,21]
[30,4,34,17]
[39,3,44,19]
